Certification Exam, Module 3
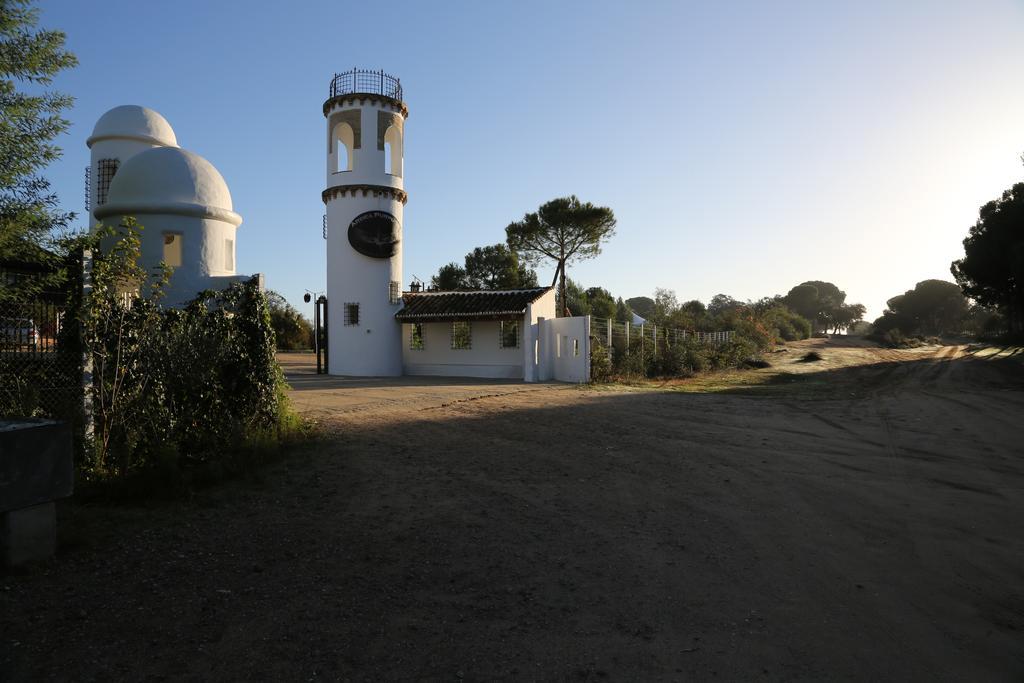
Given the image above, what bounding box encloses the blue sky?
[39,0,1024,320]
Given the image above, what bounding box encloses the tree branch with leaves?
[0,0,78,298]
[505,196,616,316]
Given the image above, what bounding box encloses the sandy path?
[1,340,1022,680]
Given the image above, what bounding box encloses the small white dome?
[87,105,178,148]
[94,147,242,226]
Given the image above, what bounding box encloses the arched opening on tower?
[333,122,354,173]
[384,124,402,177]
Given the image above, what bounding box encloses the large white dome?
[86,105,178,148]
[94,147,242,226]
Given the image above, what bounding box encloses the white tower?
[323,69,407,376]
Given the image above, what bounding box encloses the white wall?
[325,192,403,376]
[543,315,591,383]
[402,319,525,379]
[325,101,404,191]
[88,138,168,228]
[100,212,240,307]
[523,288,556,382]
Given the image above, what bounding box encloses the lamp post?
[304,289,324,359]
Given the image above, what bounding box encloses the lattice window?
[451,322,471,350]
[96,159,119,206]
[410,323,424,350]
[344,303,359,326]
[499,321,519,349]
[389,280,401,304]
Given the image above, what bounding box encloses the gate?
[314,295,328,374]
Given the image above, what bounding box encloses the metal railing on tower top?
[329,68,403,101]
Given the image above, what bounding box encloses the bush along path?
[72,221,306,495]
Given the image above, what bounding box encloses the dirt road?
[2,340,1022,680]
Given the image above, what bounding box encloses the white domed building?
[87,105,258,306]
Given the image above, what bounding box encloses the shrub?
[708,337,760,369]
[77,222,303,486]
[612,339,652,378]
[267,290,314,350]
[762,305,812,342]
[799,351,823,362]
[589,338,613,382]
[868,328,930,349]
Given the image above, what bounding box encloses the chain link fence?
[0,297,84,433]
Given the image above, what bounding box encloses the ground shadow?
[714,351,1024,399]
[3,361,1023,680]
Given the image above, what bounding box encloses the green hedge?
[78,222,301,485]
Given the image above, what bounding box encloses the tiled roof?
[395,287,551,322]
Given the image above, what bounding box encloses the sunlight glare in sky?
[39,0,1024,320]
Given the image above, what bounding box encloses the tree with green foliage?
[266,290,313,350]
[614,297,633,323]
[430,262,467,290]
[506,195,616,316]
[782,281,864,333]
[584,286,616,319]
[559,278,588,316]
[0,0,77,296]
[625,296,654,319]
[951,181,1024,334]
[831,303,867,334]
[675,300,708,330]
[651,288,679,323]
[782,284,818,321]
[761,305,812,341]
[708,293,743,317]
[873,279,969,337]
[430,243,537,291]
[463,243,537,289]
[556,280,617,318]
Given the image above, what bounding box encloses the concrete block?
[0,419,73,513]
[2,501,56,567]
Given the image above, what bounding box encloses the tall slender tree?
[506,196,616,316]
[0,0,78,293]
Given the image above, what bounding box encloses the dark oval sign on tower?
[348,210,400,259]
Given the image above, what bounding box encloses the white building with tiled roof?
[321,70,590,382]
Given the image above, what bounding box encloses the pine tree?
[0,0,78,294]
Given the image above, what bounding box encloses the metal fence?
[0,297,84,430]
[590,317,735,354]
[329,68,403,100]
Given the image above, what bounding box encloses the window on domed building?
[96,159,119,206]
[163,233,182,268]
